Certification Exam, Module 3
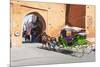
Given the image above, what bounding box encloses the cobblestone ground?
[11,43,95,67]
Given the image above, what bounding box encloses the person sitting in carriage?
[60,26,74,46]
[58,25,86,48]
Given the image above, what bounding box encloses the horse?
[41,32,51,49]
[48,37,58,51]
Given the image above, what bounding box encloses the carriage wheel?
[71,45,85,57]
[82,45,93,54]
[83,40,95,54]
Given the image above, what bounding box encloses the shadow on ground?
[38,47,82,57]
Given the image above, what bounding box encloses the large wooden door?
[66,4,86,28]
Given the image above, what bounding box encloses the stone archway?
[22,12,46,43]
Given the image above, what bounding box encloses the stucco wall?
[85,5,95,38]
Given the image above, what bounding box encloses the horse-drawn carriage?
[41,26,94,57]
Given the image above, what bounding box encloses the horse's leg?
[47,42,51,50]
[44,43,46,48]
[46,42,49,49]
[42,42,45,48]
[41,43,44,48]
[45,43,49,49]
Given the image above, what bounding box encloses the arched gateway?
[22,12,46,43]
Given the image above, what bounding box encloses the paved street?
[11,43,95,67]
